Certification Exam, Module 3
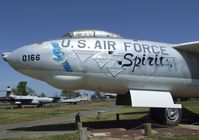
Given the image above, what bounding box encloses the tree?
[17,81,28,95]
[61,90,80,98]
[11,88,18,95]
[11,81,35,96]
[91,91,103,102]
[75,91,81,97]
[26,87,36,96]
[39,92,46,97]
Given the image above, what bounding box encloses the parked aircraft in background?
[3,29,199,125]
[0,87,55,107]
[59,96,90,104]
[8,94,54,107]
[102,93,117,99]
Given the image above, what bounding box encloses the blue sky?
[0,0,199,96]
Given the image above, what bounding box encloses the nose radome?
[2,52,11,62]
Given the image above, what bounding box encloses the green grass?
[79,106,149,122]
[80,101,198,122]
[0,101,198,140]
[0,101,114,125]
[0,100,196,126]
[0,133,78,140]
[1,133,199,140]
[0,100,198,126]
[179,101,199,113]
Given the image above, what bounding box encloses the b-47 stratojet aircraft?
[2,30,199,125]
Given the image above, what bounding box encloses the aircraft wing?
[0,97,14,102]
[172,41,199,55]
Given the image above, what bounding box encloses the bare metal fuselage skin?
[4,37,199,98]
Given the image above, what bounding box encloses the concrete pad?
[178,124,199,131]
[91,132,110,137]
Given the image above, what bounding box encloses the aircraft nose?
[2,52,11,62]
[2,51,22,69]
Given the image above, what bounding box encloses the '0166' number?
[22,54,40,61]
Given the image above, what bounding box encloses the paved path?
[0,105,119,139]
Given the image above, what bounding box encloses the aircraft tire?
[150,108,182,126]
[163,108,182,126]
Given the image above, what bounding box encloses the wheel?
[149,108,182,126]
[164,108,182,126]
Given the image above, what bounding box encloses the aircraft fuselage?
[3,33,199,98]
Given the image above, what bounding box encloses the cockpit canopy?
[63,30,123,38]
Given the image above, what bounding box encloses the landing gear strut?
[150,108,182,126]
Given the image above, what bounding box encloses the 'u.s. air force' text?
[62,39,168,56]
[61,39,174,72]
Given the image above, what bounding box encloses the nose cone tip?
[2,52,11,62]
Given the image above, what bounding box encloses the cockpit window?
[63,32,72,38]
[62,30,123,38]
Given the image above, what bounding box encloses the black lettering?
[31,54,35,61]
[160,46,168,55]
[121,53,171,72]
[124,42,131,51]
[142,44,151,54]
[95,40,102,49]
[122,53,133,67]
[142,54,146,65]
[22,54,40,62]
[108,41,116,50]
[151,45,160,54]
[147,57,154,65]
[103,41,106,49]
[22,55,26,61]
[28,55,31,61]
[159,56,164,65]
[36,54,40,61]
[62,39,70,48]
[154,55,160,66]
[133,43,142,52]
[77,40,86,48]
[132,56,142,72]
